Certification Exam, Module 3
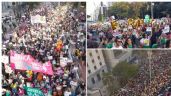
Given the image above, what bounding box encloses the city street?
[2,2,86,96]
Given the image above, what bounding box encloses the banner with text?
[31,15,46,24]
[10,50,53,75]
[25,87,44,96]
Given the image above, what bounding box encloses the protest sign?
[162,25,170,33]
[10,50,53,75]
[123,28,128,32]
[25,87,44,96]
[70,81,78,86]
[146,27,152,32]
[60,58,68,67]
[59,57,73,67]
[39,16,46,23]
[31,16,36,24]
[128,26,133,29]
[2,55,9,64]
[4,64,13,74]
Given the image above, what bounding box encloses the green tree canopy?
[102,61,139,95]
[108,2,171,19]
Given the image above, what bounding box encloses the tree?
[102,72,120,95]
[98,14,104,22]
[108,2,145,19]
[108,2,171,19]
[112,61,139,86]
[108,2,130,19]
[25,2,40,11]
[102,61,139,95]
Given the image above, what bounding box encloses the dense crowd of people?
[87,17,171,48]
[116,51,171,96]
[2,2,86,96]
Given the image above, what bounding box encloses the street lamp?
[100,2,104,22]
[151,2,154,19]
[148,51,152,92]
[58,2,60,7]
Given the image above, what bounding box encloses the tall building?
[2,2,12,12]
[98,2,108,21]
[2,2,23,17]
[87,49,108,96]
[87,50,132,96]
[2,2,13,16]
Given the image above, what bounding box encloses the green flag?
[145,15,150,19]
[25,87,44,96]
[144,15,150,23]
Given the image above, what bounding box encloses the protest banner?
[25,87,44,96]
[31,15,46,24]
[60,57,68,67]
[10,50,53,75]
[39,16,46,23]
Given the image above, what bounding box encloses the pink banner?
[10,50,53,75]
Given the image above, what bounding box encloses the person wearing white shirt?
[64,88,72,96]
[112,38,123,49]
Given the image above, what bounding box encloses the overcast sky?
[87,1,108,16]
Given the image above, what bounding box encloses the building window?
[87,63,89,67]
[88,70,91,74]
[97,74,101,81]
[89,52,92,56]
[91,78,95,84]
[95,50,98,53]
[94,66,97,70]
[99,62,102,66]
[102,70,105,73]
[92,59,94,63]
[97,56,100,60]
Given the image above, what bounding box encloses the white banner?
[31,15,46,24]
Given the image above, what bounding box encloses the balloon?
[111,20,118,30]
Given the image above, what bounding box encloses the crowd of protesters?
[2,2,86,96]
[87,16,171,48]
[116,51,171,96]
